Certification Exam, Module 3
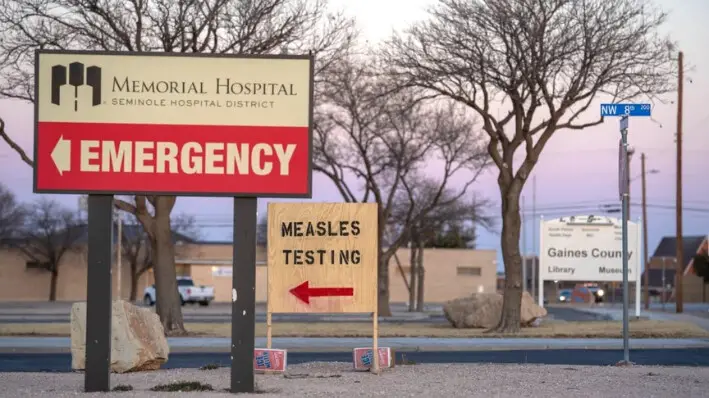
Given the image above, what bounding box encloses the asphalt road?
[0,305,608,324]
[2,348,708,372]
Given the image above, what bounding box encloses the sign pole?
[620,116,631,365]
[231,197,257,393]
[635,218,642,317]
[84,195,114,392]
[537,215,545,308]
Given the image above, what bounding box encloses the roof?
[3,223,198,247]
[651,235,707,268]
[4,220,268,248]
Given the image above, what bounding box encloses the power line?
[190,200,709,222]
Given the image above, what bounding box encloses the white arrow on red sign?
[51,136,71,175]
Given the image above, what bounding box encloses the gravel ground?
[1,362,707,398]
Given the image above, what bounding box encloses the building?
[0,224,195,302]
[486,235,709,305]
[0,225,497,304]
[176,246,497,303]
[642,235,708,303]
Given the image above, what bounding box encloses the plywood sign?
[267,202,378,313]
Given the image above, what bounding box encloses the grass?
[151,381,213,392]
[1,319,708,338]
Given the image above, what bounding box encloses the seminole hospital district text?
[111,78,298,109]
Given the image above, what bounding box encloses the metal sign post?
[619,116,631,365]
[602,103,652,366]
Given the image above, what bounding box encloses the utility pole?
[641,153,649,309]
[676,51,684,313]
[531,176,537,302]
[522,196,527,293]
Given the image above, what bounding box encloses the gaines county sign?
[539,216,641,282]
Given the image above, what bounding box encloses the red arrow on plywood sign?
[289,281,354,304]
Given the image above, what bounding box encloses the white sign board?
[212,267,232,277]
[540,216,640,282]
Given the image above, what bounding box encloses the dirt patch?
[0,363,708,397]
[2,319,708,338]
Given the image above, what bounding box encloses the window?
[457,266,482,276]
[177,278,195,287]
[26,261,47,270]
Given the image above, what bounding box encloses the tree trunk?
[408,238,418,312]
[415,243,425,312]
[152,198,186,335]
[378,252,392,316]
[377,214,392,317]
[48,268,59,302]
[490,186,524,333]
[129,270,139,302]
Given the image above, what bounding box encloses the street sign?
[600,103,651,117]
[34,50,313,198]
[619,115,628,131]
[267,202,378,313]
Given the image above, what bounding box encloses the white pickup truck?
[143,276,215,306]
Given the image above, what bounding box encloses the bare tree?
[122,210,200,302]
[314,54,488,316]
[390,182,494,311]
[0,0,355,334]
[382,0,675,332]
[0,182,26,244]
[11,198,84,301]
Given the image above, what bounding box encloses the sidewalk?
[1,336,708,353]
[573,306,709,331]
[0,301,440,321]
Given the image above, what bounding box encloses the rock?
[443,291,547,328]
[520,291,547,326]
[71,300,169,373]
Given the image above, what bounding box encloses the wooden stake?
[371,311,380,374]
[266,311,272,349]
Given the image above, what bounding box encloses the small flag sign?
[352,347,393,371]
[253,348,287,373]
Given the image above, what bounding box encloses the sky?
[1,0,708,271]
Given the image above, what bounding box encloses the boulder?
[443,292,547,328]
[71,300,169,373]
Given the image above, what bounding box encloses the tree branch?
[0,117,34,167]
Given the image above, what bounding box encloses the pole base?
[614,360,635,367]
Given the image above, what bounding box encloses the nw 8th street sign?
[34,50,313,197]
[267,202,378,313]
